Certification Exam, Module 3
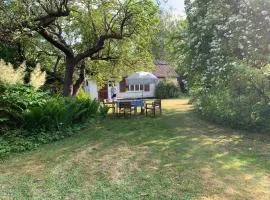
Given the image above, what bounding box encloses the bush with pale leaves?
[0,59,25,84]
[29,63,46,89]
[0,59,46,89]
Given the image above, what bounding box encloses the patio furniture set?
[103,99,162,117]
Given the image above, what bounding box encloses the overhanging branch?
[75,34,123,62]
[37,28,73,56]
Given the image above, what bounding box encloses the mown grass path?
[0,99,269,200]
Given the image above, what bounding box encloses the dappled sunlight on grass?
[162,98,193,111]
[0,99,269,199]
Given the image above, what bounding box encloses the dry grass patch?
[0,99,269,199]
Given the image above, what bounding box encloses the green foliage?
[155,80,180,99]
[193,64,270,131]
[152,10,189,70]
[0,44,23,65]
[0,84,49,127]
[181,0,270,88]
[177,0,270,132]
[99,104,110,118]
[0,125,87,159]
[23,97,101,131]
[0,83,107,131]
[1,0,159,95]
[76,87,90,100]
[152,10,177,61]
[0,84,108,158]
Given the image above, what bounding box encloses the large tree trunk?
[72,61,86,96]
[63,57,76,96]
[72,78,84,96]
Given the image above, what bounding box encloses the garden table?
[116,99,145,115]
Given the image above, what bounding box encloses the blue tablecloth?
[117,99,144,108]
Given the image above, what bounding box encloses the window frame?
[144,84,150,92]
[127,84,147,92]
[129,85,135,91]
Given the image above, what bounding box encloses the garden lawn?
[0,99,269,200]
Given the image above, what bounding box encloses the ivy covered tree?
[1,0,158,96]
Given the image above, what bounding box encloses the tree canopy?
[1,0,158,96]
[183,0,270,88]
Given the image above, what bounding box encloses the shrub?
[29,63,46,89]
[0,84,49,128]
[155,80,180,99]
[0,59,25,84]
[193,64,270,132]
[0,124,89,159]
[0,84,108,158]
[23,96,103,131]
[0,59,46,89]
[99,104,110,118]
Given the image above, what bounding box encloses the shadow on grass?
[0,107,269,199]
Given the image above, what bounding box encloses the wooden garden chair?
[145,99,162,117]
[118,102,135,117]
[103,100,116,115]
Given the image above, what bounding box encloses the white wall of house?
[84,80,98,99]
[117,83,156,99]
[108,83,156,99]
[85,79,157,100]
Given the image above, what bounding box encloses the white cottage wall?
[84,80,98,99]
[85,79,158,101]
[117,83,156,99]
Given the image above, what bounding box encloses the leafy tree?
[180,0,270,131]
[151,10,190,90]
[184,0,270,88]
[2,0,158,96]
[151,10,186,63]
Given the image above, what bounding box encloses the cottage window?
[144,84,150,91]
[127,84,148,92]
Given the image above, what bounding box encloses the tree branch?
[75,34,123,62]
[34,0,70,28]
[37,28,73,56]
[45,70,64,83]
[53,55,62,72]
[91,56,119,61]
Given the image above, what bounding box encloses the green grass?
[0,99,269,200]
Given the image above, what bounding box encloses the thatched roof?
[152,60,179,78]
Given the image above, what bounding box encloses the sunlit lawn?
[0,99,269,199]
